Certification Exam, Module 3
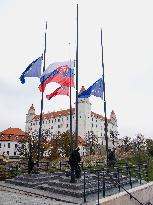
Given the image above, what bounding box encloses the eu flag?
[19,56,42,84]
[78,78,104,99]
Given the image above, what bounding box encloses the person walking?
[68,147,81,183]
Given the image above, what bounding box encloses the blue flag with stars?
[19,56,42,84]
[78,78,104,99]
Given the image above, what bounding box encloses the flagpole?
[69,59,73,154]
[101,29,109,165]
[75,4,79,148]
[37,22,47,165]
[69,43,73,154]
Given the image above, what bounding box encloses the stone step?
[37,182,116,198]
[48,180,84,190]
[5,179,46,188]
[37,184,84,197]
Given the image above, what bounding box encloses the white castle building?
[25,86,118,149]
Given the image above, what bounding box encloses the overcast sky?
[0,0,153,139]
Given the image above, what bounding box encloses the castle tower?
[110,110,117,127]
[75,86,91,139]
[25,104,36,132]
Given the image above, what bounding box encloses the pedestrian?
[28,155,34,174]
[68,147,81,183]
[108,148,116,171]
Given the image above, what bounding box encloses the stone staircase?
[5,171,138,199]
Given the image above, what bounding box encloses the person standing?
[28,155,34,174]
[108,148,116,170]
[68,147,81,183]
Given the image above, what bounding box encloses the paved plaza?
[0,187,74,205]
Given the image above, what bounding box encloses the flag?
[39,61,75,92]
[46,86,69,100]
[78,78,104,99]
[19,56,42,84]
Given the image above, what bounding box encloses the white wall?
[0,141,28,157]
[98,182,153,205]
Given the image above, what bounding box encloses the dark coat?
[69,150,81,166]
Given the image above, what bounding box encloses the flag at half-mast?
[46,86,69,100]
[78,78,104,99]
[39,60,75,92]
[19,56,42,84]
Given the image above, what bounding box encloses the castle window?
[67,117,68,120]
[58,125,60,129]
[58,119,60,122]
[8,143,10,148]
[14,152,16,156]
[80,116,81,118]
[55,119,56,122]
[15,144,18,149]
[92,118,93,121]
[33,123,35,126]
[43,121,44,124]
[66,124,68,128]
[96,120,97,122]
[31,123,32,126]
[36,122,37,125]
[52,120,53,123]
[49,120,50,123]
[7,151,9,155]
[51,126,53,129]
[96,125,97,128]
[92,124,93,127]
[0,143,1,148]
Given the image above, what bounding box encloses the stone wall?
[98,182,153,205]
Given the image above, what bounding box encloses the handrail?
[104,171,144,205]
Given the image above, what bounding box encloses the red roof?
[91,112,105,121]
[0,128,29,142]
[33,108,75,121]
[0,128,27,136]
[30,105,113,125]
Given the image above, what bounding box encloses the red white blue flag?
[46,86,69,100]
[39,61,75,92]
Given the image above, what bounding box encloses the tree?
[85,131,98,155]
[146,138,153,157]
[110,130,119,148]
[17,129,52,160]
[119,136,132,152]
[47,131,76,160]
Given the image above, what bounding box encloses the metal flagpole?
[101,29,109,165]
[75,4,79,148]
[69,59,73,154]
[37,22,47,166]
[69,43,73,153]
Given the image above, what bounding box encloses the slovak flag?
[39,61,75,92]
[46,86,69,100]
